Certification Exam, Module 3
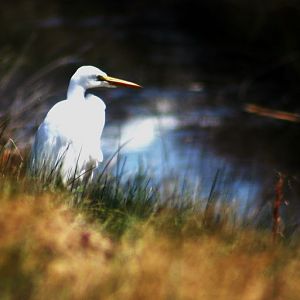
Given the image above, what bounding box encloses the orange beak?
[102,75,142,88]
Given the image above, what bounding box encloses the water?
[95,87,299,220]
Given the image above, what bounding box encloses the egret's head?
[71,65,141,90]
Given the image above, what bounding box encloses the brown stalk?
[244,104,300,123]
[272,173,286,242]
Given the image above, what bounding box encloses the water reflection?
[98,88,283,216]
[107,116,178,152]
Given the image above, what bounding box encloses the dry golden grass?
[0,192,112,299]
[0,188,300,300]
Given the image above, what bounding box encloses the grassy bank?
[0,148,299,299]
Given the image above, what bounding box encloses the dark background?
[1,0,300,109]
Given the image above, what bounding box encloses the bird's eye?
[96,75,105,81]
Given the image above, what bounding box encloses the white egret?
[29,65,141,184]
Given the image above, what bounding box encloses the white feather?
[30,66,107,184]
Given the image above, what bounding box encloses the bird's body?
[29,66,140,184]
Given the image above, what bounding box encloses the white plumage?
[29,65,140,184]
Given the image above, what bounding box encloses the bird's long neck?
[67,81,86,101]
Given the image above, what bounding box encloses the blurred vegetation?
[0,169,299,299]
[0,130,299,299]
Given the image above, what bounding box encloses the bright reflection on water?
[118,116,178,151]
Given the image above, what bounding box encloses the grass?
[0,138,300,299]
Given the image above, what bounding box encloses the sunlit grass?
[0,137,299,299]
